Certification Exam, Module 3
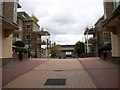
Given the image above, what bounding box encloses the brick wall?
[80,53,97,58]
[12,52,28,61]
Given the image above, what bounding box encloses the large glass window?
[113,0,120,9]
[116,0,120,6]
[0,0,2,17]
[13,0,18,23]
[66,51,72,55]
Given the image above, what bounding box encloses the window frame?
[113,0,120,9]
[26,23,31,30]
[25,34,31,40]
[13,0,18,23]
[0,0,3,17]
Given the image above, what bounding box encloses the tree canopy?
[99,43,111,52]
[74,41,85,57]
[13,41,27,60]
[50,43,60,58]
[31,14,39,22]
[13,41,25,47]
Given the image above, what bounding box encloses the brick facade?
[1,1,20,66]
[13,12,50,58]
[103,0,120,65]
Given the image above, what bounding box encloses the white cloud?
[18,0,104,44]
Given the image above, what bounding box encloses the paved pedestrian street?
[2,58,119,89]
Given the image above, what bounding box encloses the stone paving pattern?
[3,59,96,88]
[79,58,119,88]
[2,58,119,89]
[2,60,47,86]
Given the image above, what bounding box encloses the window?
[13,34,19,38]
[113,0,120,9]
[16,34,19,38]
[104,11,107,19]
[13,0,18,23]
[66,51,72,55]
[19,27,22,31]
[104,32,110,39]
[26,24,31,30]
[0,0,2,17]
[25,34,31,40]
[38,34,41,38]
[37,34,41,40]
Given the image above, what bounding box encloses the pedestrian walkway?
[3,59,96,88]
[2,60,47,86]
[2,58,119,89]
[79,57,119,88]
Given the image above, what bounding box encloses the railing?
[33,27,40,32]
[88,37,97,44]
[37,38,46,45]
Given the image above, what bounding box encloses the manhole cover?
[44,79,66,85]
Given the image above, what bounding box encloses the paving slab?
[79,57,119,88]
[3,58,118,89]
[2,60,47,86]
[3,59,96,88]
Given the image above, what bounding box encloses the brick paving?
[3,59,96,88]
[79,57,119,88]
[2,60,47,86]
[2,58,119,89]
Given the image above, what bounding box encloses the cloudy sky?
[18,0,104,45]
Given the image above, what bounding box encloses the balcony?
[37,39,46,45]
[85,37,97,44]
[33,31,50,36]
[84,28,96,35]
[89,37,97,44]
[102,5,120,33]
[2,19,19,37]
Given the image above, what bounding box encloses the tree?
[13,41,26,60]
[31,14,39,22]
[99,43,111,52]
[74,41,85,57]
[89,44,96,53]
[13,41,25,47]
[50,43,60,58]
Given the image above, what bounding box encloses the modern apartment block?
[102,0,120,63]
[95,16,111,51]
[13,12,50,58]
[0,0,21,65]
[84,16,111,56]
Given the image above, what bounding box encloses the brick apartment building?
[102,0,120,64]
[0,0,21,65]
[13,12,50,58]
[95,16,111,52]
[84,17,111,57]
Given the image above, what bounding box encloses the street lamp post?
[46,33,48,58]
[86,31,89,53]
[82,36,86,53]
